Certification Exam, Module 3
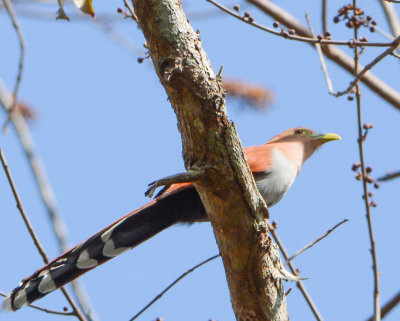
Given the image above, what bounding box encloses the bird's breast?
[255,148,298,207]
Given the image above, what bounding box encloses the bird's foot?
[279,268,307,282]
[145,167,207,198]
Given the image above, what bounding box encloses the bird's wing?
[157,144,274,198]
[244,144,274,173]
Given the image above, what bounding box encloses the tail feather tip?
[2,294,13,312]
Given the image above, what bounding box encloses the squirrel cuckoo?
[3,127,340,311]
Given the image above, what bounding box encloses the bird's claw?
[144,168,207,199]
[279,268,307,282]
[145,181,170,198]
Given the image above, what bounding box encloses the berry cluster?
[351,123,379,207]
[333,4,377,33]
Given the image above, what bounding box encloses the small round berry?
[363,123,373,130]
[352,162,361,171]
[366,176,374,184]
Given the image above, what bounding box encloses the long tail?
[3,186,206,311]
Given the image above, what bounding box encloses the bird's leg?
[145,167,208,198]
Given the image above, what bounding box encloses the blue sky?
[1,0,400,320]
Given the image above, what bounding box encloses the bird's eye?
[294,129,304,135]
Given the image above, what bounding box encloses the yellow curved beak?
[312,133,341,143]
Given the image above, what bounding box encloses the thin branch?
[352,1,381,320]
[305,11,335,94]
[334,35,400,97]
[377,170,400,181]
[268,224,324,321]
[384,0,400,3]
[366,290,400,321]
[207,0,393,47]
[285,219,348,265]
[246,0,400,110]
[0,148,49,262]
[123,0,138,21]
[129,255,220,321]
[0,291,74,316]
[375,26,397,41]
[0,149,87,321]
[2,0,25,127]
[322,0,328,35]
[0,79,98,321]
[379,0,400,57]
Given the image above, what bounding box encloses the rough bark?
[131,0,289,320]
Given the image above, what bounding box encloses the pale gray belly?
[254,170,295,207]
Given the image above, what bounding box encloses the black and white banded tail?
[3,186,207,311]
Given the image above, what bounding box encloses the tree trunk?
[131,1,289,320]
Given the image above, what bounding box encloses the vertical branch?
[1,0,25,115]
[379,0,400,55]
[0,149,87,321]
[322,0,328,35]
[352,2,380,321]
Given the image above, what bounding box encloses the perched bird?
[2,127,340,311]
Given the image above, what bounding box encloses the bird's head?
[268,127,341,165]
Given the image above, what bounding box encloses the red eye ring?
[294,129,304,134]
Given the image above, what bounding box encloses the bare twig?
[366,290,400,321]
[377,170,400,181]
[322,0,328,35]
[246,0,400,110]
[207,0,393,47]
[0,149,87,321]
[2,0,25,128]
[285,219,348,265]
[351,2,380,320]
[305,11,335,94]
[379,0,400,57]
[384,0,400,3]
[268,224,324,321]
[0,291,74,316]
[129,255,220,321]
[334,35,400,97]
[0,80,98,321]
[123,0,138,21]
[0,149,49,262]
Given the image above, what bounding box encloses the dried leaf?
[56,0,70,21]
[56,0,95,20]
[223,79,274,110]
[73,0,95,17]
